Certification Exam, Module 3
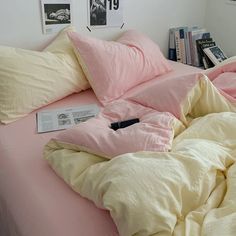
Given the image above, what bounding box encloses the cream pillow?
[0,26,89,124]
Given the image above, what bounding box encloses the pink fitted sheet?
[0,61,202,236]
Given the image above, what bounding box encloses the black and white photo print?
[41,0,72,34]
[89,0,107,26]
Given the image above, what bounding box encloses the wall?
[0,0,206,56]
[205,0,236,57]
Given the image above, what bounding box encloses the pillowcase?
[127,73,202,124]
[68,30,172,105]
[0,26,89,124]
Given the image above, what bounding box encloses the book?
[168,28,177,61]
[200,41,216,69]
[189,28,211,66]
[169,26,198,64]
[174,27,188,63]
[179,27,188,64]
[174,28,182,62]
[203,45,228,66]
[186,26,199,65]
[196,38,214,67]
[36,104,100,133]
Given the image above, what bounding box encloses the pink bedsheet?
[0,61,202,236]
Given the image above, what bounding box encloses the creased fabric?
[44,58,236,236]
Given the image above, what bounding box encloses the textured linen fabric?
[44,58,236,235]
[68,30,172,105]
[0,26,89,124]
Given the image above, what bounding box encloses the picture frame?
[41,0,72,34]
[88,0,124,28]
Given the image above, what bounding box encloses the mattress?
[0,61,202,236]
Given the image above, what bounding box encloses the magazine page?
[37,104,100,133]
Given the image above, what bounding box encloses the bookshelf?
[168,26,228,69]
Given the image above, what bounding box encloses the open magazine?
[37,104,100,133]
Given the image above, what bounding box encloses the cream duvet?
[44,58,236,236]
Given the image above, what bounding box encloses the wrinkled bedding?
[44,58,236,236]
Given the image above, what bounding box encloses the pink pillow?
[127,73,201,121]
[68,30,172,105]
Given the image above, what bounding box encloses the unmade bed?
[1,26,236,236]
[0,58,203,236]
[0,60,202,236]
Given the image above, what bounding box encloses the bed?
[1,26,236,236]
[0,89,118,236]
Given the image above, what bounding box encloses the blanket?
[44,59,236,236]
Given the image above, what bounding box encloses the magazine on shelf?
[203,45,228,65]
[37,104,100,133]
[200,41,216,69]
[196,38,214,66]
[189,28,211,67]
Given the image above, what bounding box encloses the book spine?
[168,28,177,61]
[185,30,191,65]
[192,35,200,67]
[189,31,195,65]
[186,26,199,65]
[179,28,186,64]
[190,30,205,66]
[175,29,181,62]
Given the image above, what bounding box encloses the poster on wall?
[41,0,72,34]
[88,0,123,28]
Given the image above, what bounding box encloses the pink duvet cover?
[0,61,202,236]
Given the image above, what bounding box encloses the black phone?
[110,118,140,131]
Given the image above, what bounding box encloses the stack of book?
[168,26,228,69]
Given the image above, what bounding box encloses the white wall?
[205,0,236,57]
[0,0,206,56]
